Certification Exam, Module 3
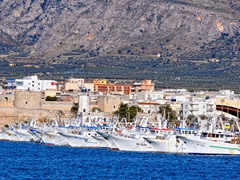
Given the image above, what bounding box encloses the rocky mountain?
[0,0,240,61]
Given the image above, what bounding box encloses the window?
[17,81,23,86]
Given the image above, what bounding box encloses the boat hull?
[108,134,154,152]
[96,131,119,150]
[58,132,99,148]
[143,136,187,153]
[177,135,240,155]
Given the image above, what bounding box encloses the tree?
[113,103,142,122]
[71,103,79,116]
[45,96,57,101]
[113,102,128,121]
[199,114,207,120]
[91,107,102,112]
[128,106,142,122]
[159,105,176,121]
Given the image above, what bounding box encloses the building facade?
[136,91,164,102]
[132,80,154,92]
[10,75,57,91]
[181,98,216,119]
[65,78,84,92]
[97,95,124,113]
[137,102,160,114]
[94,83,132,95]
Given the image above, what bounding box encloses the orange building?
[132,80,155,92]
[94,83,132,95]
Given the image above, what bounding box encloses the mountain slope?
[0,0,240,60]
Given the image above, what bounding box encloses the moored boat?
[177,131,240,155]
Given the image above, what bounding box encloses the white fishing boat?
[2,126,20,141]
[144,127,199,153]
[58,128,100,148]
[177,131,240,155]
[96,131,120,150]
[105,126,155,152]
[44,128,70,146]
[14,127,35,142]
[0,129,10,140]
[143,116,202,153]
[35,129,56,145]
[177,117,240,155]
[91,135,110,148]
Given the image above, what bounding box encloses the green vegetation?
[2,30,240,93]
[159,105,176,121]
[113,103,142,122]
[91,107,102,112]
[71,103,79,116]
[45,96,58,101]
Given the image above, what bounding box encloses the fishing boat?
[96,130,119,150]
[0,129,10,140]
[177,131,240,155]
[104,126,155,152]
[143,117,200,153]
[2,126,20,141]
[177,117,240,155]
[143,128,184,153]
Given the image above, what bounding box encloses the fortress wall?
[14,91,42,109]
[0,91,86,127]
[97,95,124,113]
[42,101,73,114]
[0,107,18,127]
[0,104,74,128]
[0,94,14,107]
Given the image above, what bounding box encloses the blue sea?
[0,141,240,180]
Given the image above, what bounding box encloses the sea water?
[0,141,240,180]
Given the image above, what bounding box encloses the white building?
[137,101,160,114]
[15,75,56,91]
[170,95,190,102]
[181,98,216,119]
[136,90,164,102]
